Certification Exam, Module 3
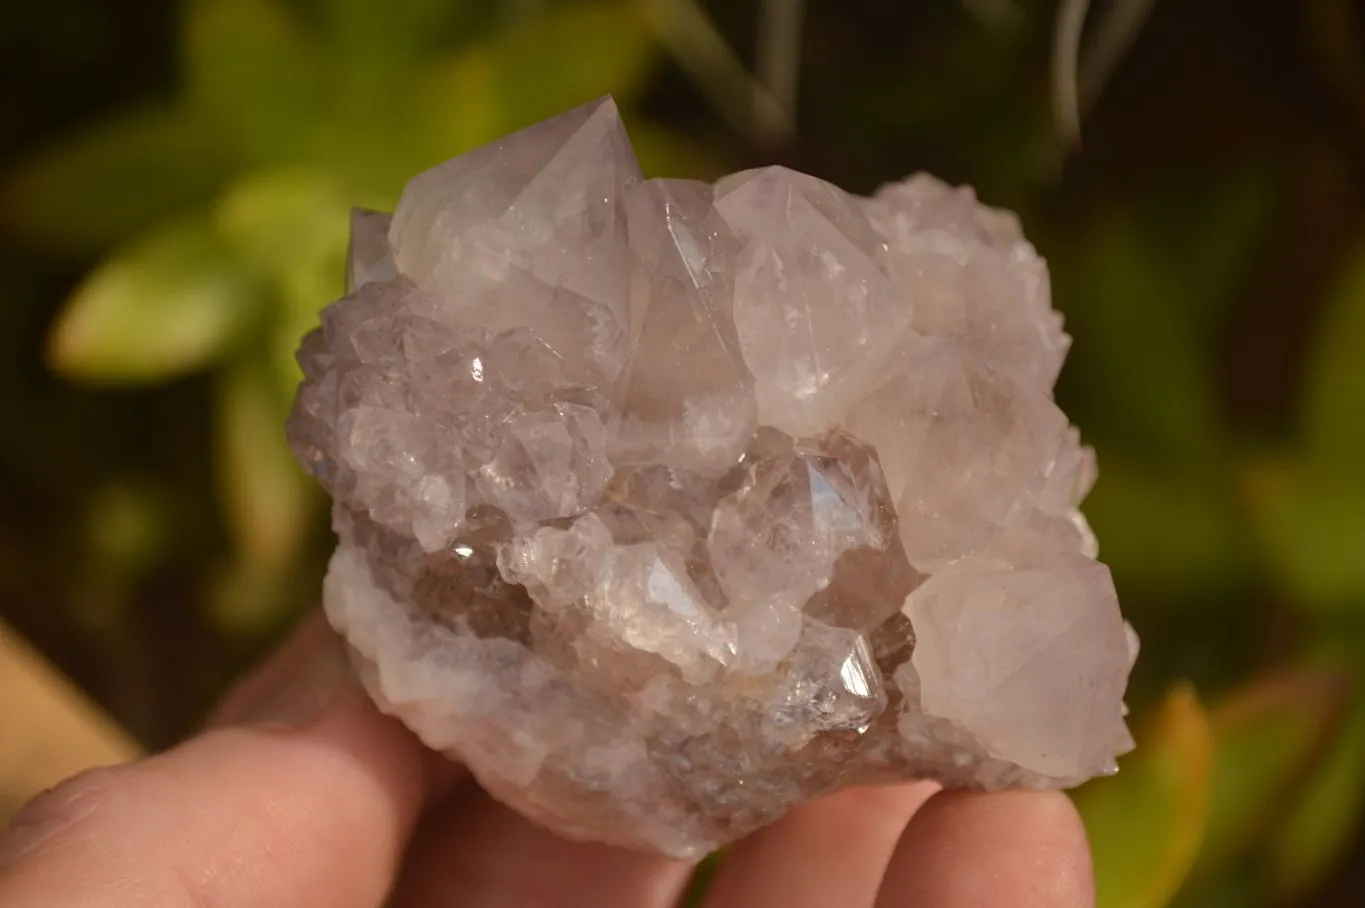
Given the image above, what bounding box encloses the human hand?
[0,614,1095,907]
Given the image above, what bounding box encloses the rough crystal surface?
[289,97,1137,859]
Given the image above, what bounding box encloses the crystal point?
[347,208,397,292]
[390,96,639,384]
[611,179,756,473]
[289,105,1136,859]
[715,166,913,437]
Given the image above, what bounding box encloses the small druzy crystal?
[288,96,1138,859]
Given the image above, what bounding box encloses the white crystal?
[862,174,1070,390]
[715,167,913,437]
[391,97,640,384]
[899,540,1131,781]
[611,178,757,474]
[475,403,613,528]
[708,431,893,609]
[347,208,397,292]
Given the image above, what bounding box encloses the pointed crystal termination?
[391,96,641,384]
[715,166,914,437]
[611,178,757,474]
[346,208,397,292]
[289,98,1137,860]
[896,540,1132,785]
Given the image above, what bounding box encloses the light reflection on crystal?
[840,638,875,699]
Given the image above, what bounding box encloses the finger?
[210,609,353,728]
[875,789,1095,908]
[210,614,466,796]
[700,781,938,908]
[0,616,444,908]
[392,783,695,908]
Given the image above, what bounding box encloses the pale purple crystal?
[289,96,1136,859]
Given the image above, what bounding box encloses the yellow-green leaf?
[320,0,467,80]
[204,557,305,639]
[1083,458,1247,598]
[272,265,338,400]
[48,217,260,383]
[1303,235,1365,469]
[1053,215,1222,464]
[215,358,318,584]
[361,50,502,194]
[1190,669,1351,880]
[183,0,328,162]
[1242,456,1365,614]
[358,2,659,198]
[1269,682,1365,898]
[215,169,353,286]
[0,106,232,252]
[214,169,353,396]
[680,850,723,907]
[485,1,660,126]
[630,122,729,181]
[1074,685,1213,908]
[83,480,174,578]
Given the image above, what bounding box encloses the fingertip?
[209,611,352,730]
[876,789,1094,908]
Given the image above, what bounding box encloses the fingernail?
[239,626,358,729]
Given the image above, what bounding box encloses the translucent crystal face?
[289,96,1136,859]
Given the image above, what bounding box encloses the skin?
[0,615,1095,908]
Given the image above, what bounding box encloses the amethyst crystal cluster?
[288,97,1137,859]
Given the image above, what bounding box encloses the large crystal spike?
[714,166,914,437]
[346,208,397,292]
[390,97,641,382]
[611,178,757,474]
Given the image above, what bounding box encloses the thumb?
[0,615,442,908]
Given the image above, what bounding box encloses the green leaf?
[680,850,723,907]
[1155,167,1277,335]
[211,357,322,636]
[1082,458,1247,598]
[1303,235,1365,469]
[204,556,311,639]
[1053,214,1223,465]
[48,217,260,383]
[485,1,659,125]
[0,106,233,253]
[213,168,352,396]
[1243,456,1365,614]
[183,0,329,162]
[1051,169,1272,467]
[215,168,352,286]
[1074,685,1213,908]
[340,51,501,195]
[1269,685,1365,898]
[630,122,729,181]
[337,2,659,198]
[214,357,318,580]
[272,261,340,399]
[83,480,175,577]
[318,0,467,79]
[1189,670,1351,881]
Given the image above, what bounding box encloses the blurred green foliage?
[3,0,1365,904]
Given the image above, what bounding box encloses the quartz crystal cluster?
[288,97,1138,859]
